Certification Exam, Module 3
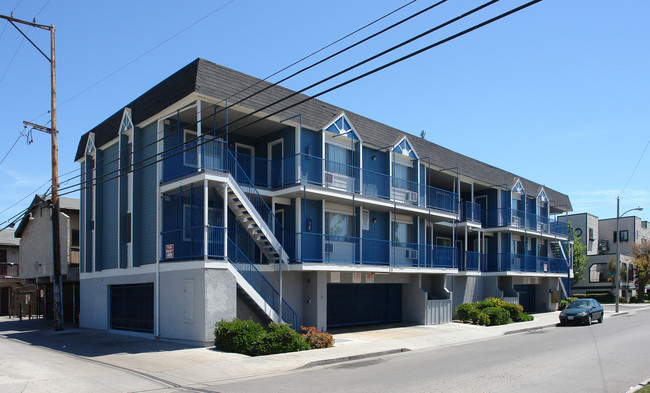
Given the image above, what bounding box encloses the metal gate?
[110,283,154,333]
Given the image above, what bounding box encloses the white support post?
[197,99,202,170]
[223,184,228,259]
[471,183,475,221]
[204,179,208,260]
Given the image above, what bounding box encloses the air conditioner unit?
[408,192,419,203]
[407,249,418,259]
[325,243,334,253]
[325,172,334,184]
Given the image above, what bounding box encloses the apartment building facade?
[76,59,572,343]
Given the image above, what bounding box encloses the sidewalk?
[1,305,648,390]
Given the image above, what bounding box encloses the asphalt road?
[210,308,650,393]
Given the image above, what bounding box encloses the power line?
[27,0,238,124]
[0,130,25,166]
[619,136,650,196]
[48,0,431,189]
[58,0,544,197]
[58,0,497,194]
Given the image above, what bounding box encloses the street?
[209,308,650,393]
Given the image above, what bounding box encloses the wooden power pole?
[1,14,63,331]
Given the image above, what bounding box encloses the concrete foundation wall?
[402,274,426,324]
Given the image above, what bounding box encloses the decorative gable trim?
[323,112,361,142]
[512,179,525,194]
[537,188,548,202]
[393,136,418,159]
[119,108,134,135]
[85,133,95,156]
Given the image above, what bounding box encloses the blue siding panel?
[100,143,119,270]
[301,199,322,262]
[301,129,322,185]
[133,124,158,266]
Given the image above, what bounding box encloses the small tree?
[568,222,588,286]
[631,242,650,302]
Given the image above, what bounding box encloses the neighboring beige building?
[0,229,20,315]
[559,213,649,297]
[14,195,80,323]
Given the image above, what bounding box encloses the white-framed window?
[183,130,198,167]
[393,221,413,244]
[325,211,353,238]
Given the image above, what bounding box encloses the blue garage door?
[514,284,536,313]
[327,283,402,328]
[110,283,154,333]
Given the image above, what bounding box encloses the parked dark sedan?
[559,298,604,325]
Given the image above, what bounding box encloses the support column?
[223,184,228,259]
[197,99,202,170]
[204,179,208,260]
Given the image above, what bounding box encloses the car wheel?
[586,314,591,326]
[598,314,603,324]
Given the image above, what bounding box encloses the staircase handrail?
[227,237,298,328]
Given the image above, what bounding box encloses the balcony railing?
[298,233,457,268]
[462,201,481,223]
[161,226,225,261]
[463,251,481,271]
[481,253,568,273]
[162,142,460,215]
[0,263,19,278]
[485,208,568,237]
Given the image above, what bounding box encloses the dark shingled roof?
[76,58,572,211]
[14,195,80,238]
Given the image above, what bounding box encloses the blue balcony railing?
[481,253,568,273]
[298,233,457,268]
[464,251,481,271]
[462,201,481,223]
[485,208,569,237]
[161,226,225,261]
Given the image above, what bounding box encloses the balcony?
[299,233,457,268]
[485,208,568,236]
[462,201,481,223]
[161,226,225,261]
[481,253,568,273]
[162,139,459,215]
[463,251,481,271]
[0,263,19,278]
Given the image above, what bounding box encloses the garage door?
[110,283,154,333]
[327,283,401,328]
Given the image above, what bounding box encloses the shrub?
[456,303,478,321]
[476,297,507,310]
[559,300,569,311]
[645,293,649,301]
[502,303,524,321]
[261,323,310,354]
[630,295,639,303]
[301,326,334,349]
[476,312,490,326]
[518,313,534,322]
[586,292,615,303]
[482,306,512,326]
[468,307,482,324]
[215,319,309,356]
[214,318,265,356]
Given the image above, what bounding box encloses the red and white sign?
[365,273,374,283]
[165,244,174,259]
[352,272,361,283]
[543,263,548,272]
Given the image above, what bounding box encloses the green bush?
[215,319,309,356]
[214,318,265,356]
[559,300,569,311]
[261,323,310,354]
[476,312,491,326]
[645,293,649,301]
[630,295,639,303]
[468,307,481,324]
[301,326,334,349]
[518,313,534,322]
[475,297,507,310]
[586,292,615,303]
[482,306,512,326]
[502,303,524,321]
[456,303,478,321]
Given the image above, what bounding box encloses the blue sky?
[0,0,648,226]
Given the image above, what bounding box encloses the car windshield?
[567,300,591,309]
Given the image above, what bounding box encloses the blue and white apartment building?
[76,59,573,343]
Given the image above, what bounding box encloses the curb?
[626,377,650,393]
[298,348,411,369]
[503,323,557,335]
[609,311,630,318]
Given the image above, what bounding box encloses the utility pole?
[1,13,63,331]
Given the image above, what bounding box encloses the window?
[125,213,132,244]
[613,231,617,243]
[0,249,6,262]
[325,144,352,175]
[436,237,452,247]
[511,194,523,211]
[393,163,413,190]
[71,229,80,248]
[589,263,610,283]
[393,222,413,244]
[620,230,629,242]
[325,212,353,238]
[588,228,594,241]
[575,228,583,238]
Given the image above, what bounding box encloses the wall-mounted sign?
[365,273,374,283]
[165,244,174,259]
[331,271,340,283]
[352,272,361,283]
